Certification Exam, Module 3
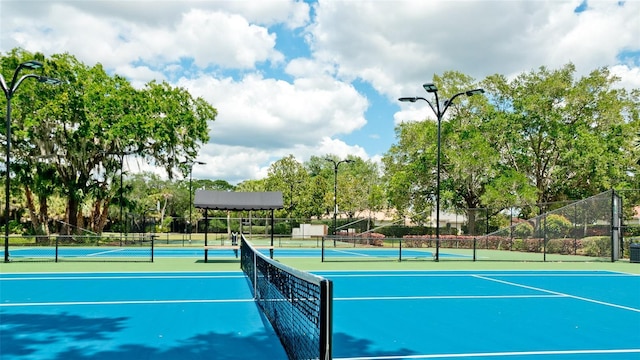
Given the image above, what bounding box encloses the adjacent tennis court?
[1,246,447,260]
[2,267,638,359]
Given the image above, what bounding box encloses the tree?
[299,156,331,220]
[385,65,638,235]
[483,64,638,205]
[2,49,216,234]
[384,72,489,227]
[339,157,384,221]
[382,120,437,225]
[435,71,497,234]
[265,154,308,218]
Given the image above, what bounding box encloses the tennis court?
[0,271,289,360]
[2,267,638,359]
[1,246,446,261]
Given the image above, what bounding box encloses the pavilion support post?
[204,209,209,263]
[270,209,275,259]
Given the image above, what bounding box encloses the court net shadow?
[333,332,418,358]
[0,311,286,360]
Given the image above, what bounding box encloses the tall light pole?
[399,83,484,261]
[325,158,352,236]
[113,149,135,245]
[1,60,61,262]
[184,160,205,242]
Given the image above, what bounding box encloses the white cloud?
[178,72,368,145]
[393,107,436,127]
[611,64,640,90]
[215,0,311,29]
[114,65,166,89]
[307,0,640,98]
[171,9,283,69]
[174,72,369,181]
[2,3,285,74]
[2,0,638,184]
[316,137,368,159]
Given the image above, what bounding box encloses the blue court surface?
[1,270,639,359]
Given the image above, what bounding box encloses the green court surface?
[1,250,639,274]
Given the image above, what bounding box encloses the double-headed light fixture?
[399,83,484,261]
[1,60,61,262]
[325,158,353,236]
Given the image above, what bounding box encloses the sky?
[1,0,639,184]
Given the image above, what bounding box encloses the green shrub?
[513,222,534,239]
[581,236,610,257]
[273,222,292,235]
[546,238,576,254]
[0,220,26,235]
[206,218,229,233]
[523,238,544,252]
[545,214,572,238]
[512,239,524,251]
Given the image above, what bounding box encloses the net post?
[151,235,154,262]
[611,189,618,263]
[252,247,258,298]
[55,235,59,263]
[321,236,325,262]
[399,237,402,262]
[320,279,333,360]
[543,214,547,262]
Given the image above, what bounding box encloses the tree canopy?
[1,48,216,234]
[385,64,639,225]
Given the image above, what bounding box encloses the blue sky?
[1,0,639,184]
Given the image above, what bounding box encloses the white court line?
[85,248,126,257]
[324,272,630,278]
[332,249,372,257]
[0,274,246,281]
[335,348,640,359]
[473,275,640,313]
[0,298,254,307]
[335,294,564,301]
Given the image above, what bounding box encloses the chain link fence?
[462,190,623,262]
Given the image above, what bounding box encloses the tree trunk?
[95,199,110,233]
[67,197,79,235]
[24,186,40,233]
[24,186,50,238]
[38,195,50,237]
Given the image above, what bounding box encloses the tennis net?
[240,234,333,360]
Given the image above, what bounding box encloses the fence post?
[469,238,473,261]
[543,214,547,262]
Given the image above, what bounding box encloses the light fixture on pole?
[324,158,353,237]
[399,83,484,261]
[183,160,206,242]
[1,60,61,262]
